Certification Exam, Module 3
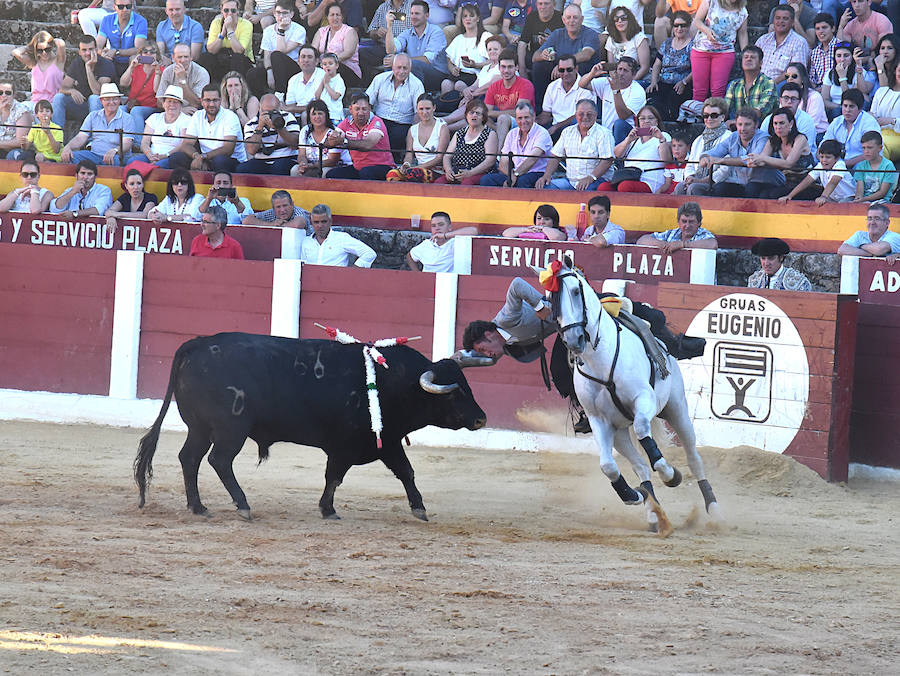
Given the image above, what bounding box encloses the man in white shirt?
[284,46,325,122]
[302,203,377,267]
[579,56,645,144]
[171,83,246,171]
[366,53,425,161]
[537,53,593,141]
[406,211,478,272]
[534,98,614,190]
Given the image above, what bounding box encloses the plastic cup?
[411,214,421,229]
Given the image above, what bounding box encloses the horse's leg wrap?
[699,479,717,512]
[638,436,663,469]
[640,480,658,503]
[611,475,643,505]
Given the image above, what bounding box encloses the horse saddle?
[616,310,670,380]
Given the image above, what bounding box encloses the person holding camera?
[360,0,413,82]
[198,171,254,224]
[237,93,300,175]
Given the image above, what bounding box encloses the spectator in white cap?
[60,82,140,165]
[139,85,192,168]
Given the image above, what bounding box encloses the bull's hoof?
[664,467,683,488]
[189,504,209,516]
[411,508,428,521]
[236,508,252,521]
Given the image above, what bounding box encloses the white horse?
[548,258,719,536]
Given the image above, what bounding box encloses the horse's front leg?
[590,418,643,504]
[632,393,682,488]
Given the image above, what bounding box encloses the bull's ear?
[529,265,542,277]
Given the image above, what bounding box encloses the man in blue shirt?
[531,3,600,112]
[49,159,114,220]
[97,0,149,78]
[60,83,140,166]
[822,88,881,169]
[385,0,448,92]
[696,107,775,198]
[155,0,205,66]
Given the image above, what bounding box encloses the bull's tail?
[134,345,184,508]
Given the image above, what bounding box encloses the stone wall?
[343,227,844,291]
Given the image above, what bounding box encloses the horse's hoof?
[411,508,428,521]
[236,508,252,521]
[190,504,210,517]
[664,466,683,488]
[321,512,341,520]
[648,522,659,533]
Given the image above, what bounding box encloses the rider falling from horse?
[462,276,705,433]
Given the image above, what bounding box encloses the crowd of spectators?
[4,0,900,255]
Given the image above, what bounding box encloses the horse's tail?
[134,342,187,508]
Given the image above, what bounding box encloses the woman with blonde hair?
[12,31,67,104]
[219,71,259,127]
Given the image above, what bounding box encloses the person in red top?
[325,92,395,180]
[189,205,245,259]
[485,48,535,146]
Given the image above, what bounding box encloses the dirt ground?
[1,421,898,675]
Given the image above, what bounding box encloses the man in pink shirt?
[326,92,395,180]
[485,48,535,146]
[839,0,892,58]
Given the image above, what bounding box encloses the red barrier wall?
[850,303,900,468]
[298,265,436,356]
[137,257,274,398]
[0,243,115,394]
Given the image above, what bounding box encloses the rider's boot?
[571,397,591,434]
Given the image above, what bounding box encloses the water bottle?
[575,203,588,240]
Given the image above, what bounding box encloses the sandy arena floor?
[1,420,898,674]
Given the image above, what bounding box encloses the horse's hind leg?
[661,395,720,516]
[632,393,682,487]
[590,419,642,505]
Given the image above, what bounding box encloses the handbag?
[610,166,642,186]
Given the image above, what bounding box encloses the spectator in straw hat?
[747,237,812,291]
[139,85,192,167]
[60,82,140,166]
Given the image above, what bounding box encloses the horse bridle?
[552,270,600,350]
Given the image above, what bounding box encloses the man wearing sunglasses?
[755,4,810,84]
[156,0,205,67]
[96,0,149,78]
[53,36,116,129]
[537,53,593,142]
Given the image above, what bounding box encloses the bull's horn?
[419,371,459,394]
[451,349,496,368]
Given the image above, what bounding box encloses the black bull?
[134,333,487,521]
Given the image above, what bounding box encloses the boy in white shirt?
[779,139,856,205]
[406,211,478,272]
